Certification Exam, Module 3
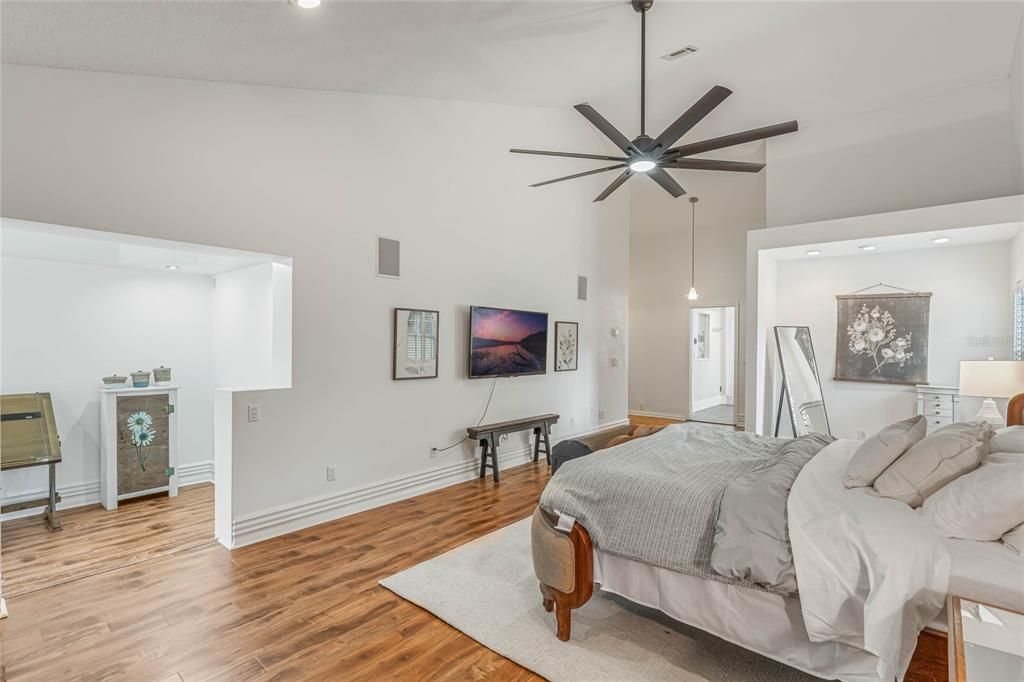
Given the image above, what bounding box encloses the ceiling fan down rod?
[633,0,653,137]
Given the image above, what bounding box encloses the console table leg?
[478,439,489,479]
[490,439,500,483]
[542,423,552,466]
[532,427,541,462]
[44,462,62,532]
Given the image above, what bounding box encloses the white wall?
[774,242,1013,439]
[1011,15,1024,176]
[0,256,215,505]
[1,64,630,546]
[628,146,765,422]
[767,79,1024,227]
[212,262,292,389]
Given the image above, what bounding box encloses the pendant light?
[687,196,700,301]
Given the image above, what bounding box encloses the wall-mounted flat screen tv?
[469,306,548,378]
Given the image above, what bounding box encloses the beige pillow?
[992,426,1024,454]
[1003,523,1024,556]
[920,459,1024,540]
[844,415,927,488]
[873,422,993,507]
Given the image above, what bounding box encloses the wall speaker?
[377,237,400,278]
[577,276,588,301]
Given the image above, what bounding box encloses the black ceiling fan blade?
[666,120,799,158]
[646,167,687,198]
[651,85,732,152]
[511,148,628,162]
[662,159,766,173]
[593,170,633,202]
[530,163,626,188]
[574,104,635,154]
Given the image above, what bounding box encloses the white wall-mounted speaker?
[377,237,400,278]
[577,276,588,301]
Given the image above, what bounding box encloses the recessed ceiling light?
[860,245,876,252]
[806,249,821,256]
[932,237,951,244]
[295,0,320,8]
[164,265,179,270]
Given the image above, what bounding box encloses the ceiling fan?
[511,0,798,202]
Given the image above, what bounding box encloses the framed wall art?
[554,321,579,372]
[393,308,439,380]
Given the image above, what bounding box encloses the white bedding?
[789,439,950,681]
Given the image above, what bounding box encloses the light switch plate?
[247,404,260,423]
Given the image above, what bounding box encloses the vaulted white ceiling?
[2,1,1021,139]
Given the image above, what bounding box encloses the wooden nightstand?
[947,595,1024,681]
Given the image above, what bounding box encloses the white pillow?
[873,421,992,507]
[1003,523,1024,556]
[992,426,1024,454]
[844,415,927,488]
[920,459,1024,541]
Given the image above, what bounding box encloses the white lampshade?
[959,361,1024,399]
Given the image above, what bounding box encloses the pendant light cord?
[690,198,697,288]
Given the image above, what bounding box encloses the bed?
[530,421,1021,681]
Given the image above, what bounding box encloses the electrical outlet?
[857,428,867,440]
[430,447,438,458]
[326,465,336,481]
[598,409,606,420]
[247,404,260,423]
[609,358,620,368]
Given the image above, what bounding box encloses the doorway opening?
[0,218,291,601]
[688,305,738,426]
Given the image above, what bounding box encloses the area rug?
[379,518,816,681]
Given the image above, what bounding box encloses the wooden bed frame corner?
[1008,392,1023,427]
[531,507,594,641]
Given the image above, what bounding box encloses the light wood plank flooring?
[1,418,942,680]
[2,484,214,598]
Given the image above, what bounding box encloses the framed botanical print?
[554,321,579,372]
[393,308,439,380]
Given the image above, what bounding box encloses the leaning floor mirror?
[774,326,832,437]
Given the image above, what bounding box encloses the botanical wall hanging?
[555,321,579,372]
[834,288,931,385]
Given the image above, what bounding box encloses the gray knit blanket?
[540,423,795,590]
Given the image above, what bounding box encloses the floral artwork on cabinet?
[834,292,931,385]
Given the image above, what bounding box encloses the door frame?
[687,302,740,425]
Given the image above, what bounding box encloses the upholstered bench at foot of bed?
[530,507,594,641]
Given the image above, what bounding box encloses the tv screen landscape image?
[469,306,548,378]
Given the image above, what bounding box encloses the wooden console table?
[468,413,559,482]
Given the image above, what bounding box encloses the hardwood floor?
[2,484,214,598]
[1,431,944,680]
[1,464,548,681]
[627,414,683,428]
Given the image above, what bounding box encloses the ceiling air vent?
[661,45,699,61]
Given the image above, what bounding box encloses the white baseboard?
[0,480,101,521]
[229,418,629,549]
[0,459,214,521]
[628,410,686,421]
[178,460,215,487]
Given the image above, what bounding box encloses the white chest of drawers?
[916,385,959,432]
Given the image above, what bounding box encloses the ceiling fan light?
[296,0,321,8]
[629,159,656,173]
[687,286,700,301]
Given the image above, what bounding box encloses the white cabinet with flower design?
[99,385,179,510]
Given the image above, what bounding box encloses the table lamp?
[959,360,1024,426]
